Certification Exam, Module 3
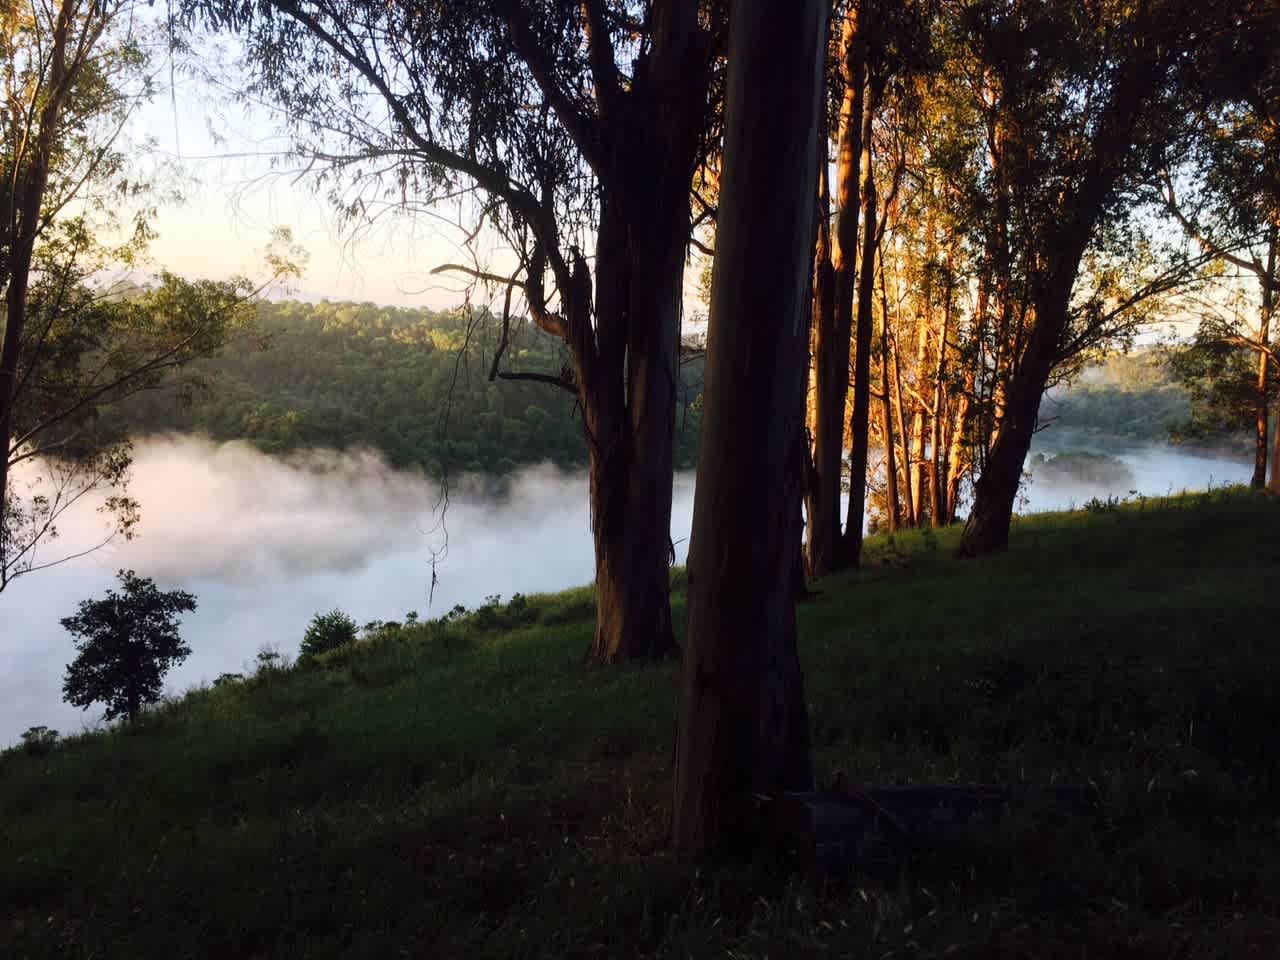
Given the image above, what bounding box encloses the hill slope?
[4,489,1280,957]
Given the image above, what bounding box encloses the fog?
[1022,433,1252,513]
[0,432,1249,746]
[0,435,692,746]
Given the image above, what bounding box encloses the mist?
[1022,433,1253,513]
[0,434,692,746]
[0,432,1249,746]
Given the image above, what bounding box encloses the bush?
[19,726,59,757]
[300,609,358,660]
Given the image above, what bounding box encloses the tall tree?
[192,0,720,662]
[806,0,865,577]
[672,0,826,857]
[956,0,1254,557]
[1,0,270,590]
[1160,20,1279,489]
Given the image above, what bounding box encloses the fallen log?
[762,783,1100,880]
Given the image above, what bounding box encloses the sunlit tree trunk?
[1252,233,1276,489]
[908,313,930,525]
[672,0,825,858]
[805,151,839,575]
[880,331,900,531]
[929,262,954,526]
[890,322,915,525]
[841,78,880,564]
[944,375,973,522]
[807,8,865,577]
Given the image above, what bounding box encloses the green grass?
[5,487,1280,957]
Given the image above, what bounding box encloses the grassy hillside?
[4,489,1280,957]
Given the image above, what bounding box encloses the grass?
[4,487,1280,957]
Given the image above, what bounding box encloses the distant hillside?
[103,300,705,476]
[1039,350,1248,452]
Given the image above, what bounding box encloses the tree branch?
[496,370,577,394]
[497,0,604,169]
[581,0,622,125]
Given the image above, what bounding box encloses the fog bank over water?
[0,435,693,745]
[1022,432,1252,513]
[0,432,1249,746]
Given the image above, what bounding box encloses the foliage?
[100,299,704,475]
[1169,325,1278,448]
[1029,451,1135,489]
[299,609,358,660]
[17,726,59,757]
[60,569,197,723]
[4,491,1280,954]
[0,0,298,592]
[1040,350,1249,450]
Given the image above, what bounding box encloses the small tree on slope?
[62,570,197,724]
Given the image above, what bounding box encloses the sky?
[122,38,711,317]
[128,69,485,308]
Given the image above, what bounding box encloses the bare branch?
[496,370,577,394]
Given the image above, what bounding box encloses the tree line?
[99,298,705,477]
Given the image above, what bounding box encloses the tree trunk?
[583,161,688,662]
[1253,236,1275,489]
[1271,391,1280,496]
[890,324,915,526]
[955,349,1045,556]
[806,11,865,578]
[578,6,708,663]
[908,314,930,525]
[1252,326,1270,490]
[880,333,900,532]
[944,377,973,523]
[0,0,76,584]
[805,154,840,576]
[672,0,825,858]
[958,266,1075,557]
[840,79,879,566]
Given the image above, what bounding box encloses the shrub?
[300,609,358,660]
[20,726,59,756]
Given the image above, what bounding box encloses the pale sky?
[123,49,710,317]
[121,38,532,310]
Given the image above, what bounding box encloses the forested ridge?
[102,306,1242,473]
[100,299,705,477]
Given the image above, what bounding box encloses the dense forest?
[100,300,705,477]
[100,308,1245,481]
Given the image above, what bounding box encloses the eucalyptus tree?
[955,0,1263,557]
[192,0,722,661]
[805,0,929,575]
[673,0,826,858]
